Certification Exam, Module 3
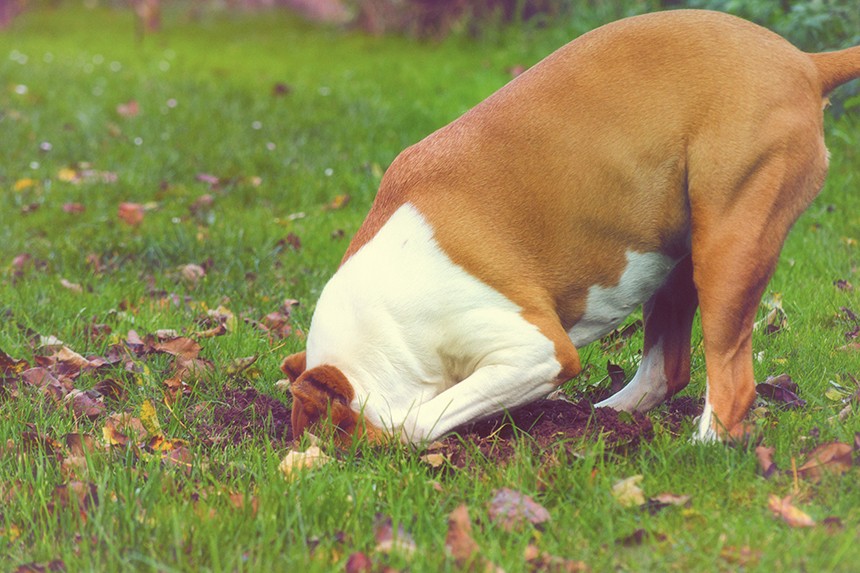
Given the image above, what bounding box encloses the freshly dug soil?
[194,388,293,446]
[194,387,703,466]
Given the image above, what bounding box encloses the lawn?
[1,4,859,572]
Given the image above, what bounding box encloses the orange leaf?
[118,202,145,226]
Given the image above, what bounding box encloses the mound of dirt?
[194,388,293,446]
[438,399,653,467]
[194,387,701,466]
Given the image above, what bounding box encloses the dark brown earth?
[195,387,704,464]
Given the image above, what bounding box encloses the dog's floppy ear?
[290,364,358,442]
[280,351,306,382]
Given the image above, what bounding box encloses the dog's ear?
[280,351,306,382]
[290,365,358,442]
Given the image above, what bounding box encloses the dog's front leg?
[400,358,566,444]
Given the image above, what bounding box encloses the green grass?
[2,5,859,572]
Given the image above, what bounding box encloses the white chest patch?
[568,251,678,347]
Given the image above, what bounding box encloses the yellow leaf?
[57,168,78,182]
[612,475,645,507]
[140,399,163,437]
[13,178,36,191]
[279,446,332,481]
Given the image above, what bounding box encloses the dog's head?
[281,351,383,446]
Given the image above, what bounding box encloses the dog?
[281,9,860,445]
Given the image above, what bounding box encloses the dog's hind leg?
[597,255,698,412]
[690,136,828,440]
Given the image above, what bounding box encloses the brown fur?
[289,10,860,442]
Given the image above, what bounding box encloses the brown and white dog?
[281,10,860,445]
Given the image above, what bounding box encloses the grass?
[1,4,859,572]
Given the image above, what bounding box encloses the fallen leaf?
[65,389,105,419]
[116,100,140,118]
[445,504,481,566]
[226,355,258,377]
[324,194,350,211]
[345,552,373,573]
[720,545,762,567]
[487,487,551,531]
[755,446,778,478]
[756,293,788,334]
[768,495,815,528]
[196,323,227,339]
[278,446,332,481]
[103,413,148,447]
[65,433,98,457]
[62,202,85,214]
[646,492,692,513]
[13,177,37,191]
[374,516,417,556]
[278,232,302,252]
[178,263,206,286]
[796,442,853,482]
[54,346,91,370]
[154,337,201,360]
[612,475,645,508]
[13,560,66,573]
[189,193,214,214]
[52,481,98,517]
[420,452,447,468]
[1,349,29,375]
[196,173,220,187]
[162,444,193,475]
[140,399,163,436]
[59,278,83,294]
[756,374,805,408]
[118,202,145,226]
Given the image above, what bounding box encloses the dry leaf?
[140,399,163,436]
[278,446,332,480]
[768,495,815,528]
[796,442,853,482]
[59,278,83,293]
[345,552,373,573]
[54,346,91,369]
[420,453,447,468]
[66,389,105,419]
[755,446,778,478]
[648,493,692,509]
[62,202,86,214]
[445,504,480,566]
[154,337,201,360]
[756,374,805,409]
[179,263,206,285]
[325,194,351,210]
[487,487,551,531]
[612,475,645,508]
[116,100,139,118]
[374,516,417,556]
[118,202,145,226]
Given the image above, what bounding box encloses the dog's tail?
[810,45,860,95]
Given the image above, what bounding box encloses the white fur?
[568,251,677,347]
[694,384,719,442]
[305,203,562,442]
[596,338,668,411]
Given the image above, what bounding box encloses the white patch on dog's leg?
[596,338,668,412]
[693,383,719,442]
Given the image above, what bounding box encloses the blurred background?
[2,0,859,47]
